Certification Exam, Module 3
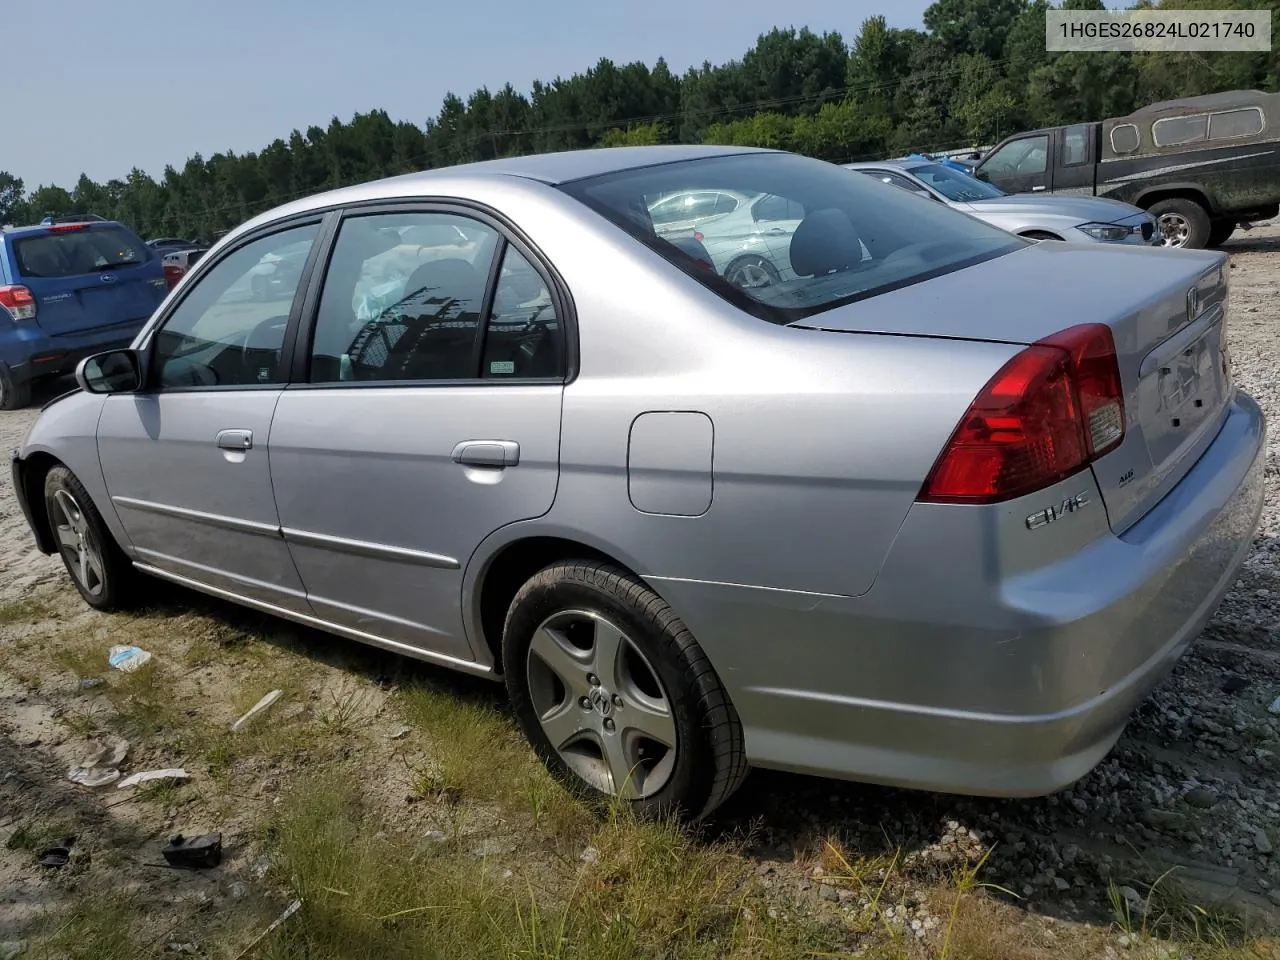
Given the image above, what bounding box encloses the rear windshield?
[13,226,150,279]
[558,152,1025,324]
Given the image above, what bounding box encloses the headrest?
[789,208,864,278]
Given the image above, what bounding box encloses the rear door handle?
[451,440,520,467]
[216,429,253,451]
[1031,185,1047,192]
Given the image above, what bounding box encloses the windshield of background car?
[905,163,1007,202]
[13,226,151,278]
[558,152,1025,324]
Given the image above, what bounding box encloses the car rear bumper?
[650,391,1266,797]
[0,321,144,387]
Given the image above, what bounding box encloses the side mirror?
[974,170,991,182]
[76,349,142,394]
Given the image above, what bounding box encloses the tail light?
[47,223,87,233]
[0,284,36,321]
[163,263,186,290]
[918,323,1125,504]
[693,231,704,242]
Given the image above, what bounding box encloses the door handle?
[1031,185,1047,192]
[451,440,520,467]
[216,429,253,451]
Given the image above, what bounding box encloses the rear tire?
[1149,198,1211,250]
[1207,220,1237,249]
[0,366,32,411]
[43,466,138,611]
[503,561,748,820]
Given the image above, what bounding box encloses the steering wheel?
[239,315,289,381]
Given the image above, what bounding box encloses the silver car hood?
[961,193,1144,223]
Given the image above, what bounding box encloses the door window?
[751,194,805,222]
[981,136,1049,178]
[481,246,561,379]
[150,223,318,388]
[1152,114,1208,148]
[1061,124,1089,166]
[308,212,499,383]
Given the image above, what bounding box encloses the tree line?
[1,0,1276,242]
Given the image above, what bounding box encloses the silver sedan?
[11,145,1264,819]
[846,159,1159,245]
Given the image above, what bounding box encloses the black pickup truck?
[973,89,1280,250]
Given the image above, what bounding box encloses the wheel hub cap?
[526,609,678,800]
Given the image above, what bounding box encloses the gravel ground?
[1,226,1278,940]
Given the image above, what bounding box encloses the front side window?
[560,152,1023,325]
[648,191,732,226]
[981,135,1049,178]
[308,212,498,384]
[752,194,805,222]
[151,223,318,388]
[14,225,151,278]
[904,163,1006,201]
[1152,114,1208,148]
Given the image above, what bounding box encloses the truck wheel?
[1207,221,1237,248]
[1149,198,1211,250]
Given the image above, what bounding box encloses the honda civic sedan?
[11,145,1265,819]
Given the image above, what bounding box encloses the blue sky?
[11,0,1127,190]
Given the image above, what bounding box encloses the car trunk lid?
[790,241,1233,533]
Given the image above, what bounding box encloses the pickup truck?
[972,89,1280,250]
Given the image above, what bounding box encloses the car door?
[1051,123,1096,196]
[267,207,566,665]
[976,134,1051,195]
[95,219,325,613]
[748,194,806,278]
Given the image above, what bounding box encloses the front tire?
[44,466,137,610]
[503,561,748,820]
[1149,198,1211,249]
[724,254,780,290]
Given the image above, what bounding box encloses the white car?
[846,159,1160,246]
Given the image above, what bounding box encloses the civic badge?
[1186,285,1198,323]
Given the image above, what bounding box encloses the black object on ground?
[162,833,223,869]
[37,845,71,869]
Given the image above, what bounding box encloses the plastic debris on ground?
[1268,694,1280,715]
[231,690,283,731]
[118,768,190,789]
[162,833,223,869]
[66,737,129,788]
[108,645,152,672]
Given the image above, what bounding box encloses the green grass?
[257,766,835,960]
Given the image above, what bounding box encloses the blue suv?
[0,219,168,409]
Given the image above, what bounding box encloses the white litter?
[117,768,190,789]
[108,645,152,672]
[1268,694,1280,716]
[232,690,284,732]
[67,738,129,788]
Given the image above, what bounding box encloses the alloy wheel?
[1157,212,1190,248]
[52,489,106,598]
[525,609,677,799]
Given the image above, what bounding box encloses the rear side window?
[14,226,149,278]
[1109,123,1140,155]
[1208,107,1264,141]
[1152,114,1208,148]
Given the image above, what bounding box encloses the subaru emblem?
[1186,285,1198,323]
[100,273,117,284]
